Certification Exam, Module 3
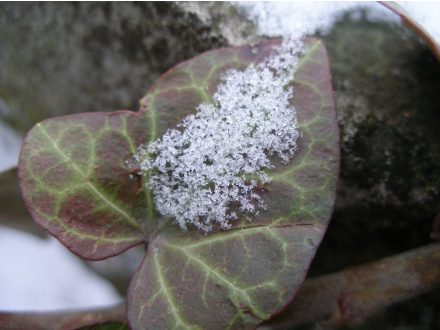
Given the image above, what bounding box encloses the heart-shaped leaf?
[18,38,339,327]
[18,111,156,259]
[127,39,339,328]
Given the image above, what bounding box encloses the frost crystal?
[135,38,303,232]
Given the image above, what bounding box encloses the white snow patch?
[135,38,303,232]
[0,226,121,311]
[399,2,440,44]
[233,1,440,45]
[0,121,22,173]
[233,1,399,38]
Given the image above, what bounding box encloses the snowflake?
[134,38,304,232]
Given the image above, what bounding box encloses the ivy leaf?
[18,37,339,327]
[18,111,156,259]
[127,39,339,328]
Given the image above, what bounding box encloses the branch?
[2,245,439,329]
[263,243,440,328]
[0,302,126,330]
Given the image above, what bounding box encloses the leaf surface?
[18,111,156,259]
[18,38,339,326]
[127,38,339,329]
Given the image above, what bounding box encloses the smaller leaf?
[18,112,156,260]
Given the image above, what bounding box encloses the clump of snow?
[398,2,440,45]
[232,2,440,46]
[135,38,302,232]
[0,226,121,311]
[135,2,440,233]
[232,1,399,38]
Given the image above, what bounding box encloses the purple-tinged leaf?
[127,38,339,329]
[18,37,338,327]
[18,111,156,260]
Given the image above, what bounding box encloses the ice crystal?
[135,38,303,232]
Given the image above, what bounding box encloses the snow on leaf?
[128,38,339,329]
[18,37,339,329]
[134,38,303,232]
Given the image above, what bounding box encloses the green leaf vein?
[36,123,141,231]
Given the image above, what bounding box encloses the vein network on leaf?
[134,38,304,232]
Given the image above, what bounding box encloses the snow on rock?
[398,2,440,44]
[232,1,398,38]
[0,225,121,311]
[233,1,440,46]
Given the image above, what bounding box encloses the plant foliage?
[18,38,339,328]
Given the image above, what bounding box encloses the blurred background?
[0,2,439,329]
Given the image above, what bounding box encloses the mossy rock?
[313,13,440,276]
[0,2,229,133]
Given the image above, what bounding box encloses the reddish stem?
[264,243,440,328]
[0,303,126,330]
